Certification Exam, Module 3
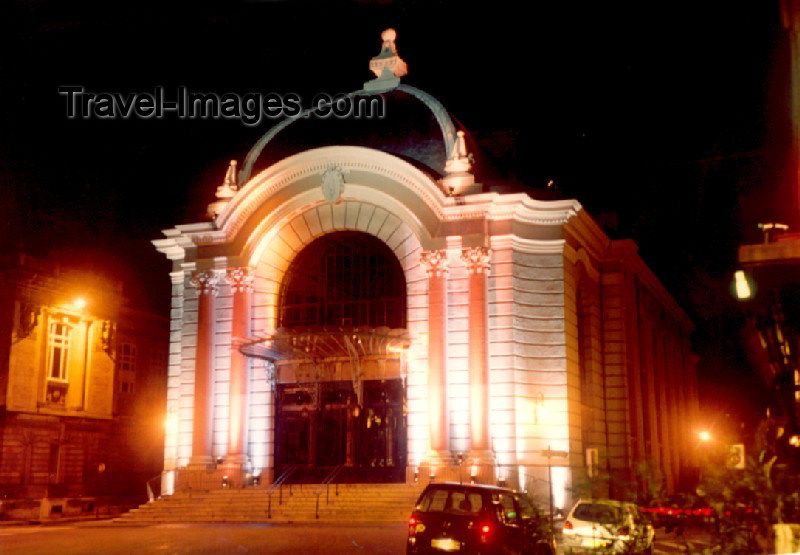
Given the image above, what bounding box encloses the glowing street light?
[733,270,752,300]
[698,430,712,442]
[71,297,87,311]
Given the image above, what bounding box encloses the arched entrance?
[272,231,408,482]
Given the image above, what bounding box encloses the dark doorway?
[274,379,406,483]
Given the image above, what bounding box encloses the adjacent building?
[153,30,699,509]
[0,254,168,520]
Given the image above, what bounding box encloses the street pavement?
[0,521,714,554]
[0,521,409,554]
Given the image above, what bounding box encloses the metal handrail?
[266,465,299,519]
[146,473,163,503]
[314,464,345,519]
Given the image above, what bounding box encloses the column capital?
[190,269,221,296]
[225,266,255,293]
[420,250,449,278]
[461,246,491,274]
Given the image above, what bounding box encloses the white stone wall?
[176,271,196,467]
[163,271,185,470]
[212,283,233,460]
[510,242,571,502]
[488,240,516,469]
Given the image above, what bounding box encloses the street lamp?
[698,430,712,443]
[733,271,752,300]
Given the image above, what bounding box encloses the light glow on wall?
[551,466,569,510]
[405,353,428,467]
[162,470,175,496]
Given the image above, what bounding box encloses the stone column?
[225,267,254,469]
[189,269,219,467]
[462,246,494,473]
[420,250,451,466]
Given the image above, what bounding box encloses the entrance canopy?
[240,326,409,362]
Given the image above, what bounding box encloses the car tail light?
[408,516,425,536]
[564,520,573,530]
[479,523,491,543]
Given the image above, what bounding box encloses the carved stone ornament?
[208,160,239,219]
[190,270,220,296]
[420,250,449,278]
[461,246,492,275]
[17,302,40,339]
[369,28,408,79]
[226,266,255,293]
[101,320,116,356]
[321,167,347,203]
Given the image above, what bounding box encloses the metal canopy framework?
[239,326,410,406]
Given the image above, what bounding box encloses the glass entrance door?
[274,379,406,482]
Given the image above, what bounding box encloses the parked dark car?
[406,482,556,555]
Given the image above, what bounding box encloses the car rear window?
[416,488,484,515]
[573,503,620,524]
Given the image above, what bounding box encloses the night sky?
[0,0,789,426]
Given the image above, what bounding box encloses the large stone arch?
[215,145,448,260]
[223,146,447,473]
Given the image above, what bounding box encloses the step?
[116,483,424,524]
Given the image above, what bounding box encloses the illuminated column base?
[175,465,230,492]
[220,460,249,488]
[187,455,214,467]
[226,453,248,465]
[466,450,496,485]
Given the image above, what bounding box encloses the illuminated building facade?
[0,254,167,519]
[154,30,699,507]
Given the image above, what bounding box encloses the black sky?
[0,0,789,424]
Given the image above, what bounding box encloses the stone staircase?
[115,482,425,524]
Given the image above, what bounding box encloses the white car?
[562,498,655,554]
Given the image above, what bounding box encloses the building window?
[279,231,407,329]
[118,342,137,394]
[118,343,137,372]
[47,319,71,382]
[48,443,61,482]
[150,348,167,375]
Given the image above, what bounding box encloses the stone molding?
[225,267,255,293]
[189,270,221,296]
[461,246,491,275]
[420,250,449,278]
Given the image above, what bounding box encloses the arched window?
[279,231,407,329]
